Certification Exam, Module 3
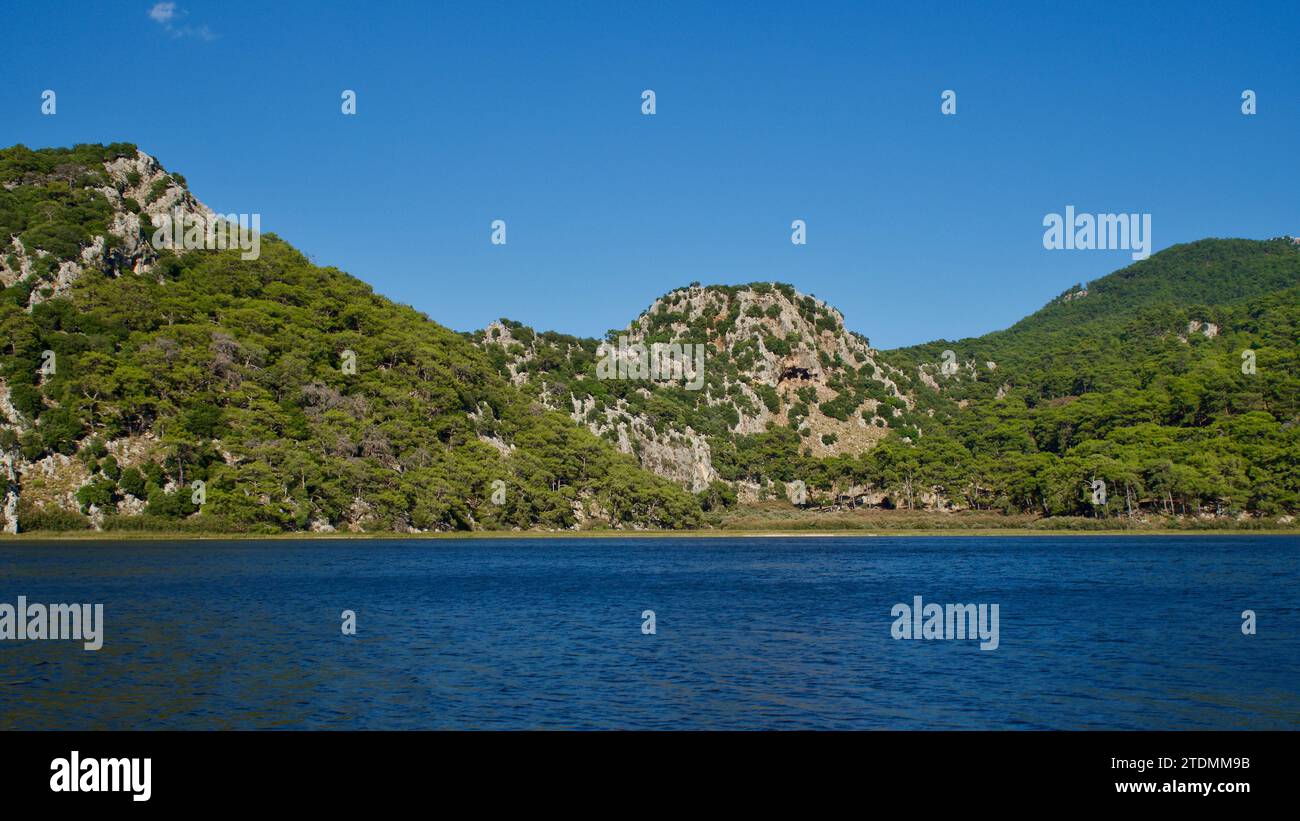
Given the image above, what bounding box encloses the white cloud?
[148,2,176,24]
[148,2,216,40]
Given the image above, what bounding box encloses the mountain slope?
[474,282,919,501]
[0,144,701,533]
[480,241,1300,520]
[4,142,1295,532]
[870,238,1300,517]
[891,238,1300,404]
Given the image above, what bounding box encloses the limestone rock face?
[1,450,18,534]
[1187,319,1220,338]
[481,320,535,387]
[0,149,217,531]
[1,148,213,306]
[476,283,916,489]
[568,394,718,491]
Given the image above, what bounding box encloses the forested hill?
[0,144,701,533]
[479,240,1300,521]
[889,238,1300,402]
[881,238,1300,516]
[2,142,1296,533]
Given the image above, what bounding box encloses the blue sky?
[2,1,1297,348]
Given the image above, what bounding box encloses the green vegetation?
[708,502,1295,533]
[479,241,1300,522]
[3,144,1296,534]
[0,143,137,263]
[1,145,701,533]
[877,239,1300,517]
[472,282,878,471]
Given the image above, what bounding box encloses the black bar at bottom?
[4,730,1285,808]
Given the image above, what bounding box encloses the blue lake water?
[1,535,1297,729]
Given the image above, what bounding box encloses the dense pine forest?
[1,143,1297,532]
[879,239,1300,517]
[1,144,700,532]
[477,242,1299,523]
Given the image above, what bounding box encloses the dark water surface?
[1,536,1297,729]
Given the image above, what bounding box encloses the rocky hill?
[3,143,1296,532]
[1,143,210,301]
[0,144,700,533]
[479,241,1300,520]
[474,282,926,500]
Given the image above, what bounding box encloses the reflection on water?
[1,536,1297,729]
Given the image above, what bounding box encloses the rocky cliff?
[475,282,919,491]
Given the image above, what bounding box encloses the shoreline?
[2,528,1297,542]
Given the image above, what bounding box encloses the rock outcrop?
[476,282,916,489]
[1,148,212,306]
[0,147,213,530]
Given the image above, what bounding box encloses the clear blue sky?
[2,1,1297,348]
